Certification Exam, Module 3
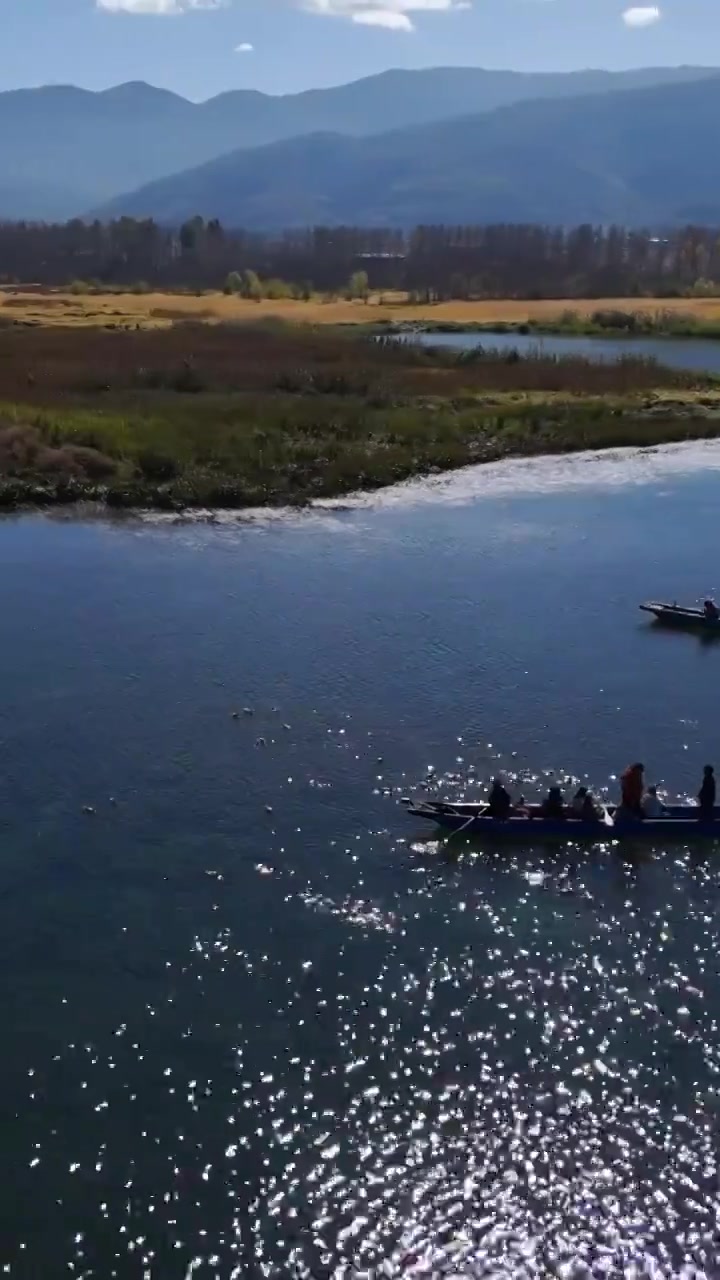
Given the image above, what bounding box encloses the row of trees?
[2,217,720,298]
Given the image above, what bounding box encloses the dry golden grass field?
[5,288,720,330]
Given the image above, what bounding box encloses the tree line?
[3,217,720,298]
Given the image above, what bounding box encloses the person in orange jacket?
[620,762,645,816]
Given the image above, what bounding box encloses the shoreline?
[1,322,719,514]
[73,437,720,524]
[372,318,720,341]
[3,396,720,513]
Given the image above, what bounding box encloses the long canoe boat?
[639,602,720,630]
[404,798,720,841]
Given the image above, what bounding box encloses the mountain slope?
[94,74,720,230]
[0,65,716,220]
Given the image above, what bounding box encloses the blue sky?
[0,0,716,99]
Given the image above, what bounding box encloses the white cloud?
[622,5,661,27]
[352,7,413,26]
[300,0,470,33]
[97,0,467,27]
[96,0,225,13]
[235,40,254,50]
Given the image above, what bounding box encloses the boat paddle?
[598,803,614,829]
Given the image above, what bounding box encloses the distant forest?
[3,219,720,299]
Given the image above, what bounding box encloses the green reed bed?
[0,323,717,509]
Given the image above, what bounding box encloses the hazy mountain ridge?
[93,73,720,230]
[0,64,716,220]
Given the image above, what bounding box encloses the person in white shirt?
[642,785,665,818]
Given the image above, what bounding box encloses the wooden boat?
[640,601,720,630]
[404,797,720,841]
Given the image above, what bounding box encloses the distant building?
[357,252,406,261]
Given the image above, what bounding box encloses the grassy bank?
[393,309,720,340]
[0,322,719,511]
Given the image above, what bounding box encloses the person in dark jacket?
[570,786,601,821]
[540,785,566,820]
[487,778,512,819]
[698,765,716,819]
[642,785,666,819]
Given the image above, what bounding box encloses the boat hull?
[640,602,720,631]
[407,800,720,841]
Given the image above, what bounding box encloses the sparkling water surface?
[2,444,720,1279]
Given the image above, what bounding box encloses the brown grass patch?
[0,424,116,479]
[0,321,701,406]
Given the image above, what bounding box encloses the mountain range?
[0,64,717,222]
[94,73,720,231]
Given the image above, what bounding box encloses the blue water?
[417,328,720,373]
[3,445,720,1277]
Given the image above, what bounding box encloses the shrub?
[347,270,369,301]
[275,369,310,393]
[171,364,206,393]
[0,425,116,479]
[224,271,243,295]
[590,308,639,332]
[62,446,117,479]
[264,278,292,301]
[136,450,179,481]
[0,424,40,471]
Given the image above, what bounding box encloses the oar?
[598,803,614,829]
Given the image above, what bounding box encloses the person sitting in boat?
[641,785,666,819]
[585,792,605,821]
[620,762,645,817]
[572,787,603,821]
[540,785,566,820]
[571,786,588,817]
[487,777,512,819]
[698,764,716,819]
[704,599,719,620]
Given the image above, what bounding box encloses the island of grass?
[378,306,720,340]
[1,321,720,511]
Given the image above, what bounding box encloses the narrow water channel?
[416,326,720,373]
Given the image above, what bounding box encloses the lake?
[416,327,720,373]
[3,443,720,1278]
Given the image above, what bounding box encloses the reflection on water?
[8,840,720,1278]
[2,446,720,1277]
